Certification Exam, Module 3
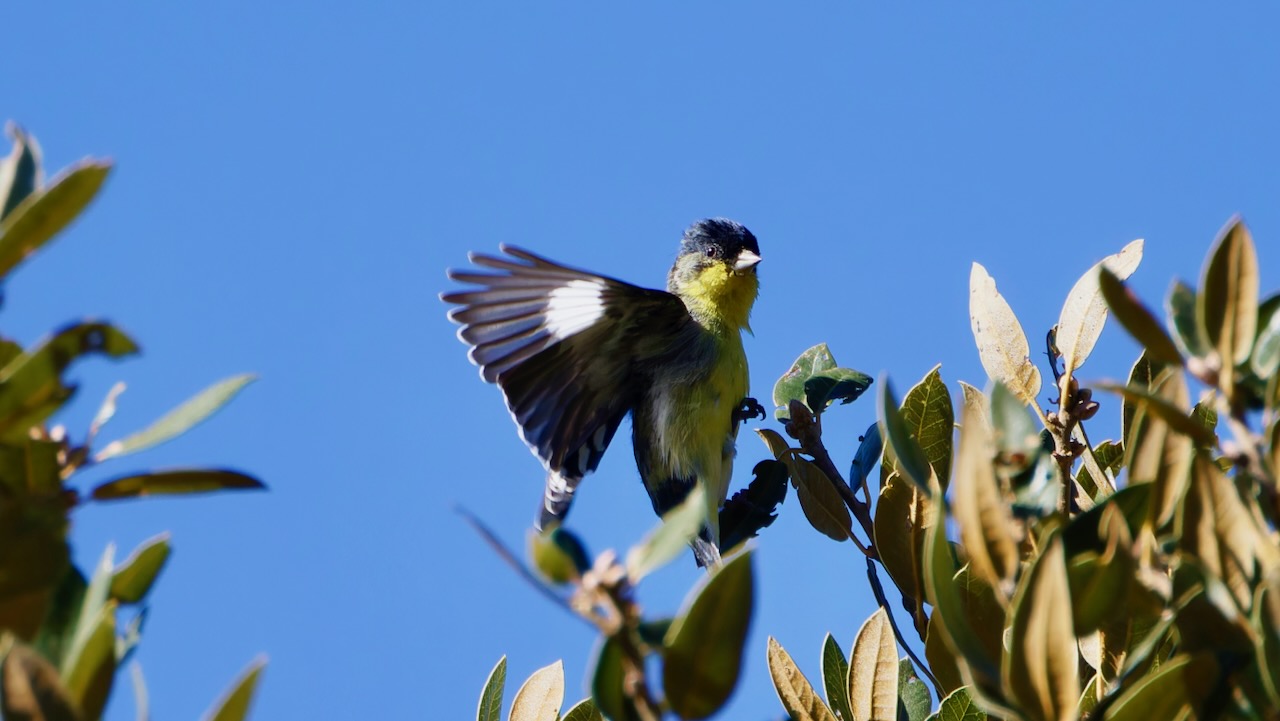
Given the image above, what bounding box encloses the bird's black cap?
[680,218,759,259]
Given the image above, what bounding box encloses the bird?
[442,218,764,567]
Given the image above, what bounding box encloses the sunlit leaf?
[773,343,871,419]
[879,376,935,493]
[508,660,563,721]
[900,365,955,489]
[91,469,265,501]
[1003,532,1079,721]
[970,262,1041,405]
[529,528,589,585]
[1199,216,1259,394]
[848,608,898,721]
[953,404,1017,602]
[0,159,112,282]
[1096,380,1215,449]
[1166,281,1208,360]
[0,124,41,221]
[767,636,837,721]
[874,472,931,634]
[561,698,604,721]
[97,374,257,461]
[626,482,706,580]
[933,686,988,721]
[664,551,754,719]
[1252,574,1280,709]
[1252,304,1280,378]
[1057,239,1144,375]
[477,656,507,721]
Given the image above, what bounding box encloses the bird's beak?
[734,249,762,272]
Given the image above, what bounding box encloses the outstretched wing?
[442,245,689,526]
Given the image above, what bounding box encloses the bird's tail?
[691,527,722,569]
[537,468,583,531]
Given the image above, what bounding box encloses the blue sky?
[5,4,1279,719]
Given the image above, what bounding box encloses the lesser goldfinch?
[442,218,762,566]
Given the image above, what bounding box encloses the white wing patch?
[545,279,606,340]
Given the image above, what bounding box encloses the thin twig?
[866,557,944,699]
[454,505,581,620]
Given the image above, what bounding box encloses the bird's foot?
[733,396,766,424]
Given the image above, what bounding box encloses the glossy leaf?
[1098,267,1184,367]
[1,638,79,721]
[879,376,935,493]
[110,533,171,604]
[508,660,563,721]
[203,656,267,721]
[953,404,1017,602]
[626,482,706,580]
[970,262,1041,405]
[664,551,754,719]
[820,633,853,721]
[793,458,852,542]
[1003,533,1079,721]
[848,608,898,721]
[1166,280,1207,360]
[91,468,265,501]
[932,687,988,721]
[1199,217,1259,383]
[477,656,507,721]
[0,159,112,281]
[767,636,837,721]
[1098,652,1218,721]
[773,343,869,419]
[0,124,41,220]
[1057,238,1144,375]
[97,374,256,461]
[899,365,955,489]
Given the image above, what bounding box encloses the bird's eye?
[705,246,720,259]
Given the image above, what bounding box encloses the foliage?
[0,124,265,720]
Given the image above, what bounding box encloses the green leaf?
[1124,368,1193,528]
[529,528,589,585]
[1002,532,1078,721]
[766,636,837,721]
[0,124,41,221]
[477,656,507,721]
[1096,380,1216,448]
[931,687,988,721]
[1252,574,1280,709]
[0,159,112,282]
[561,698,605,721]
[873,472,931,634]
[61,545,114,679]
[719,459,789,552]
[900,365,955,489]
[0,321,140,440]
[663,551,754,720]
[878,376,935,493]
[772,343,871,419]
[1098,652,1218,721]
[97,374,257,461]
[91,468,266,501]
[509,660,563,721]
[110,533,171,604]
[848,608,898,721]
[203,656,267,721]
[1166,280,1208,360]
[32,567,88,667]
[1098,267,1184,367]
[0,638,79,721]
[792,458,852,542]
[820,634,853,721]
[589,637,637,721]
[774,343,837,419]
[1199,216,1259,390]
[1252,303,1280,378]
[898,658,932,721]
[1065,506,1134,635]
[970,262,1042,406]
[625,482,706,581]
[60,600,116,721]
[1057,238,1144,376]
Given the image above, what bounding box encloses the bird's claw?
[733,396,767,424]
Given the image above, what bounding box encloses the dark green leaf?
[205,656,267,721]
[1062,483,1150,558]
[879,376,935,493]
[1098,267,1184,366]
[663,551,754,720]
[719,460,788,552]
[820,633,853,721]
[562,698,605,721]
[1098,652,1219,721]
[636,618,672,648]
[849,422,883,495]
[0,124,41,221]
[32,567,87,667]
[898,658,931,721]
[90,469,265,501]
[1096,381,1216,448]
[590,637,637,721]
[1066,507,1134,634]
[774,343,837,419]
[97,374,256,461]
[804,368,873,415]
[110,533,171,604]
[1167,281,1207,360]
[1121,353,1154,454]
[0,160,112,282]
[792,458,851,542]
[477,656,506,721]
[900,365,955,489]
